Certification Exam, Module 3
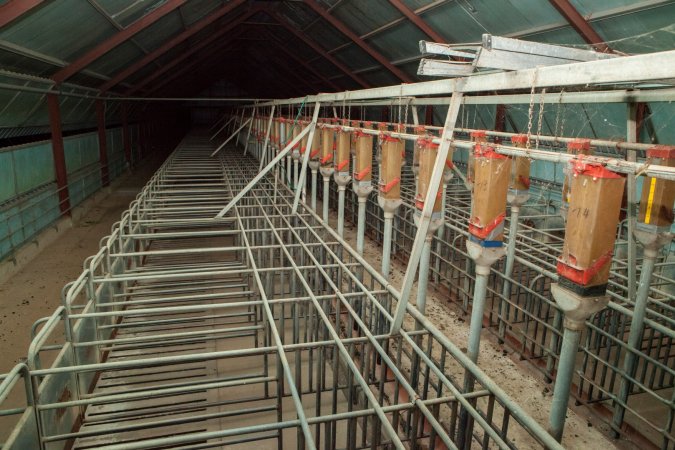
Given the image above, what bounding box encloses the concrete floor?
[0,157,162,376]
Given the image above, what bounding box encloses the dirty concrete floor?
[0,156,163,375]
[317,200,627,450]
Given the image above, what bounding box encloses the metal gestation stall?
[0,48,674,450]
[230,48,675,448]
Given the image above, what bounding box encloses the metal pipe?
[417,237,432,315]
[311,169,318,211]
[611,248,657,436]
[499,204,520,342]
[356,197,367,255]
[382,212,394,279]
[337,185,346,237]
[322,176,330,223]
[457,263,490,448]
[548,326,582,442]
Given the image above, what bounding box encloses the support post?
[625,103,639,304]
[390,88,464,334]
[96,99,110,187]
[121,103,132,168]
[499,134,531,342]
[47,94,70,215]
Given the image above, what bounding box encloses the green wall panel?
[0,152,16,202]
[12,142,54,194]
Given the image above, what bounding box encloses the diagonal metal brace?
[390,87,465,334]
[210,118,252,157]
[292,101,322,214]
[214,121,315,218]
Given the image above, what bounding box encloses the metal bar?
[548,327,582,441]
[258,106,276,171]
[292,102,322,214]
[96,99,110,187]
[253,49,675,105]
[390,89,464,334]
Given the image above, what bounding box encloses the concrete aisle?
[0,156,164,374]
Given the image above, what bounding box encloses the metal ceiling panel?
[85,41,144,76]
[360,67,400,87]
[423,0,562,42]
[367,20,427,61]
[520,26,587,46]
[330,0,402,36]
[332,45,379,71]
[0,48,54,77]
[590,4,675,53]
[398,0,439,9]
[0,0,117,61]
[569,0,654,16]
[179,0,223,26]
[133,11,185,52]
[96,0,172,27]
[0,89,44,127]
[280,2,351,50]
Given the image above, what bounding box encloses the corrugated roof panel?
[179,0,223,26]
[86,41,144,77]
[0,90,45,127]
[134,11,185,52]
[330,0,402,36]
[0,0,117,61]
[360,68,400,87]
[590,4,675,53]
[399,0,439,9]
[367,20,427,61]
[0,48,55,77]
[96,0,170,27]
[332,45,379,71]
[569,0,642,16]
[68,72,106,89]
[279,1,320,28]
[424,0,563,42]
[648,102,675,144]
[520,26,587,47]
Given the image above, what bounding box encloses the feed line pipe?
[611,147,674,437]
[457,143,510,449]
[498,134,531,342]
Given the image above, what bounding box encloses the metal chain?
[525,69,538,150]
[535,88,546,149]
[403,98,409,128]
